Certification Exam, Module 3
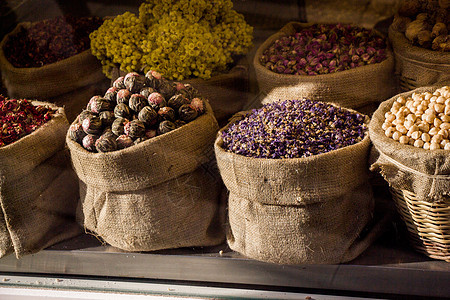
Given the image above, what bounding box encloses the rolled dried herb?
[72,71,206,152]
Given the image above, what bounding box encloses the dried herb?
[222,99,367,159]
[0,95,55,147]
[3,15,102,68]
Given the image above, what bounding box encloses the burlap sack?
[0,22,109,122]
[388,27,450,92]
[0,102,81,258]
[370,86,450,202]
[67,102,225,252]
[215,108,380,264]
[111,57,250,126]
[254,22,396,111]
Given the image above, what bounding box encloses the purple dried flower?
[221,99,367,159]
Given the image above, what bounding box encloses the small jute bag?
[67,102,225,252]
[111,57,250,126]
[215,108,383,264]
[0,22,109,122]
[254,22,396,112]
[388,27,450,92]
[0,102,81,258]
[370,86,450,262]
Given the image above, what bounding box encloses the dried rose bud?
[129,94,147,113]
[68,123,86,143]
[168,94,190,111]
[157,120,176,135]
[124,119,146,139]
[157,106,176,122]
[145,70,162,89]
[116,134,134,149]
[104,87,119,102]
[114,103,132,119]
[158,79,177,99]
[147,92,167,110]
[140,86,155,99]
[82,134,99,152]
[113,76,125,89]
[124,72,145,93]
[90,97,114,114]
[111,117,129,136]
[178,104,198,122]
[82,115,102,135]
[138,106,158,127]
[95,133,118,153]
[99,110,115,127]
[117,89,132,105]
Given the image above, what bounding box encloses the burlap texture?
[214,109,377,264]
[370,86,450,202]
[0,103,81,258]
[254,22,396,110]
[111,57,250,126]
[388,27,450,92]
[0,22,109,122]
[67,102,225,252]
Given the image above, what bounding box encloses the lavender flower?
[221,99,367,159]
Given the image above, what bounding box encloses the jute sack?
[0,22,109,122]
[254,22,396,111]
[388,27,450,92]
[67,102,225,252]
[0,102,81,258]
[369,86,450,202]
[215,108,381,264]
[111,57,250,127]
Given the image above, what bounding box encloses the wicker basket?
[390,188,450,262]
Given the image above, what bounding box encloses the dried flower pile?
[0,95,55,147]
[3,15,102,68]
[69,71,206,152]
[383,86,450,150]
[391,0,449,51]
[259,24,387,76]
[221,99,367,159]
[90,0,253,80]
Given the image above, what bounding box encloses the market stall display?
[370,85,450,262]
[215,99,381,264]
[0,96,80,258]
[389,0,450,91]
[67,71,225,252]
[90,0,253,124]
[0,16,108,122]
[254,22,395,112]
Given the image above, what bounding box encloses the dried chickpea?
[430,142,440,150]
[399,135,409,144]
[414,139,424,148]
[383,86,450,150]
[411,131,422,140]
[392,131,402,141]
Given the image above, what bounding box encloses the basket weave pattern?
[391,188,450,262]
